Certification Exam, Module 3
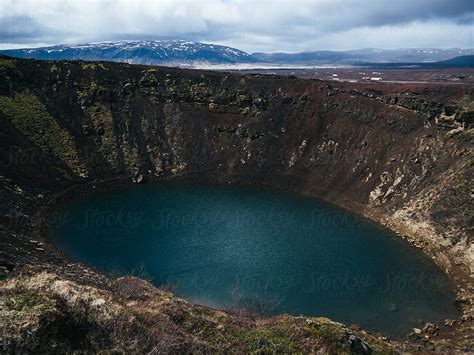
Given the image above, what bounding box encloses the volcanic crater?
[0,55,473,353]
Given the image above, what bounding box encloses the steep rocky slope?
[0,56,472,352]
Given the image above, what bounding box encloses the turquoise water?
[52,182,458,336]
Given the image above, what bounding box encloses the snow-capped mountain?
[0,40,257,65]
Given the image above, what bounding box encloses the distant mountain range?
[0,40,472,67]
[433,55,474,67]
[251,48,474,65]
[0,40,257,65]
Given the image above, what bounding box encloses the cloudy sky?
[0,0,472,52]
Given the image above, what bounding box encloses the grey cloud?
[0,16,51,42]
[0,0,471,51]
[456,12,474,25]
[291,0,473,33]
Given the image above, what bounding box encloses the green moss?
[0,93,86,176]
[307,317,345,337]
[88,104,118,167]
[50,64,60,73]
[4,291,53,312]
[0,58,16,69]
[140,71,159,87]
[305,317,396,355]
[164,78,178,97]
[359,335,398,355]
[240,106,252,115]
[81,62,107,71]
[77,81,99,100]
[237,94,249,105]
[237,325,299,353]
[139,72,161,101]
[122,80,134,96]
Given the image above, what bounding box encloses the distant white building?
[370,77,383,81]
